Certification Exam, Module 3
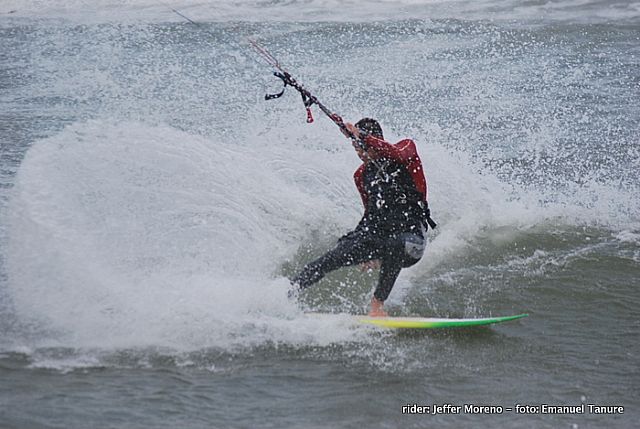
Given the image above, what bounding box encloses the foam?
[4,120,370,349]
[6,113,637,350]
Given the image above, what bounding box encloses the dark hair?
[355,118,383,139]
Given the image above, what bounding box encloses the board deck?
[356,313,528,329]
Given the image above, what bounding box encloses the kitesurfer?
[291,118,435,317]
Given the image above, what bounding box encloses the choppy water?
[1,1,639,428]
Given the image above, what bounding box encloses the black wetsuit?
[292,139,432,302]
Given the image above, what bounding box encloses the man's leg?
[373,256,403,303]
[370,236,422,314]
[291,234,376,290]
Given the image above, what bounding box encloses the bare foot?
[369,297,388,317]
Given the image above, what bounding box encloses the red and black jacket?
[352,135,433,237]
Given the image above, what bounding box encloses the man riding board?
[291,118,435,317]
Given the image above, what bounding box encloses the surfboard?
[356,313,528,329]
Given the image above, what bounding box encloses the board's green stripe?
[357,314,528,329]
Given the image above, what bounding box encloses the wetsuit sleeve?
[362,135,402,162]
[353,164,367,208]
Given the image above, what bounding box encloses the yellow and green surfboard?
[356,313,528,329]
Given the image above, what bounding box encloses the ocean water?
[1,1,639,428]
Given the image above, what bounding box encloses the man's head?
[352,118,383,162]
[355,118,384,140]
